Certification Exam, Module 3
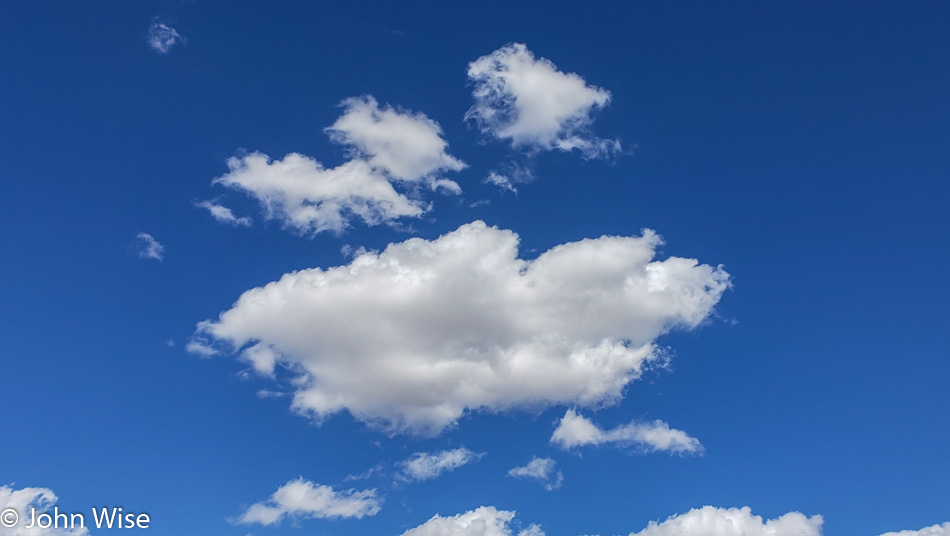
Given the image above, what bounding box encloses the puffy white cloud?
[466,43,619,158]
[147,21,182,54]
[399,448,483,482]
[326,96,466,184]
[400,506,543,536]
[628,506,822,536]
[551,409,703,454]
[196,200,252,227]
[506,457,562,490]
[235,478,379,526]
[0,485,89,535]
[879,523,950,536]
[213,153,425,236]
[213,98,464,236]
[194,221,730,435]
[135,233,164,261]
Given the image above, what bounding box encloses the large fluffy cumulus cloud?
[214,96,464,236]
[193,221,729,435]
[466,43,618,158]
[629,506,823,536]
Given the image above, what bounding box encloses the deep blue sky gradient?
[1,2,948,535]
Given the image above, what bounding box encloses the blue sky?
[1,2,948,535]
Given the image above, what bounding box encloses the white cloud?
[506,457,562,490]
[195,220,730,435]
[628,506,822,536]
[551,409,704,455]
[135,233,164,260]
[197,200,252,227]
[879,523,950,536]
[400,506,543,536]
[399,448,483,482]
[214,153,424,236]
[184,338,218,357]
[235,478,379,526]
[326,96,466,184]
[147,21,182,54]
[213,97,464,236]
[0,485,89,535]
[485,172,517,193]
[485,163,534,193]
[466,43,619,158]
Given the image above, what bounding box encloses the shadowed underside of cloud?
[466,43,619,158]
[235,478,379,526]
[193,220,730,435]
[213,96,464,236]
[551,409,703,454]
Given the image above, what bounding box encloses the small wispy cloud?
[147,21,183,54]
[485,172,518,193]
[507,457,563,490]
[185,337,218,357]
[551,409,704,455]
[197,200,252,227]
[398,447,483,482]
[234,478,380,526]
[135,233,165,261]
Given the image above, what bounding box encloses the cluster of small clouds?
[506,457,562,490]
[7,483,947,535]
[156,40,950,536]
[551,409,704,455]
[207,96,465,236]
[0,485,88,536]
[192,42,618,232]
[234,478,379,526]
[393,504,947,536]
[192,221,730,435]
[147,21,182,54]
